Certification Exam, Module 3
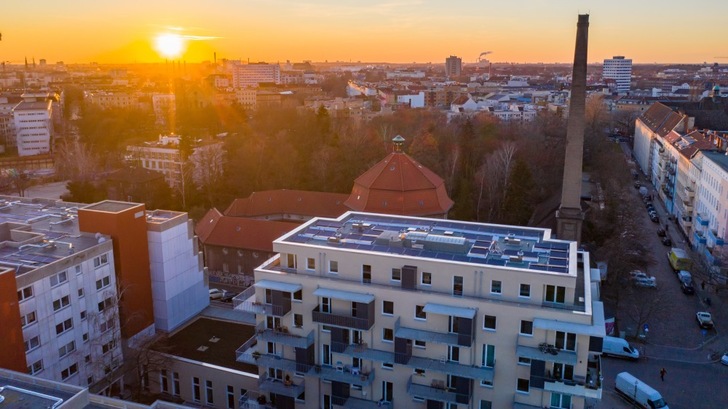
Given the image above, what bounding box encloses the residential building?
[85,91,138,110]
[235,88,257,110]
[445,56,462,79]
[233,63,281,88]
[152,93,176,129]
[235,211,605,409]
[12,99,53,156]
[602,56,632,94]
[694,151,728,257]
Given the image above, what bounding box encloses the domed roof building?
[345,135,454,218]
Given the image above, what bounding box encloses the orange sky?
[2,1,727,65]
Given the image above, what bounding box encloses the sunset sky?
[2,0,727,65]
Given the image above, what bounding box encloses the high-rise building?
[445,55,462,79]
[232,62,281,88]
[237,211,605,409]
[602,56,632,94]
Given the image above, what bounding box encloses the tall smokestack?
[556,14,589,243]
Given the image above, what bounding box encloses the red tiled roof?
[224,189,349,218]
[639,102,685,137]
[195,209,293,251]
[344,152,454,216]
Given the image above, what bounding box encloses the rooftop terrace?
[278,212,574,274]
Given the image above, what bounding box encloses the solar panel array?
[284,213,573,273]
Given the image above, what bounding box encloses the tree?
[500,159,536,225]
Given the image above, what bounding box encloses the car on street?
[721,353,728,366]
[696,311,714,329]
[661,236,672,246]
[680,277,695,294]
[649,213,659,223]
[209,288,224,300]
[220,291,238,303]
[657,228,666,237]
[629,270,657,288]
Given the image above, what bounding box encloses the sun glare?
[154,33,185,58]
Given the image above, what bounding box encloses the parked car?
[657,228,666,237]
[680,278,695,295]
[630,270,657,288]
[209,288,224,300]
[220,291,238,303]
[661,237,672,246]
[634,181,642,189]
[677,270,692,282]
[696,311,714,329]
[649,213,660,223]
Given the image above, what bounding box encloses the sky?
[2,0,728,65]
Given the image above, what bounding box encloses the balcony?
[708,229,725,246]
[255,322,315,349]
[407,377,471,405]
[240,391,276,409]
[398,354,494,381]
[516,344,577,366]
[332,396,387,409]
[312,306,374,330]
[680,216,693,229]
[258,377,305,399]
[256,354,305,373]
[235,334,258,364]
[694,231,707,245]
[684,186,695,198]
[696,213,709,226]
[316,364,376,386]
[543,356,602,399]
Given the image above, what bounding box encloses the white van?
[615,372,669,409]
[602,336,640,360]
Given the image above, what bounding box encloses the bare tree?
[622,286,673,339]
[55,138,100,180]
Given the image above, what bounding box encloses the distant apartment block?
[127,134,225,194]
[12,95,53,156]
[152,93,176,128]
[235,212,605,409]
[233,63,281,88]
[602,56,632,94]
[445,55,462,78]
[85,91,138,110]
[235,88,257,110]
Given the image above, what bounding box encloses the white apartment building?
[235,212,605,409]
[233,63,281,88]
[693,151,728,252]
[12,100,53,156]
[602,56,632,94]
[1,199,123,389]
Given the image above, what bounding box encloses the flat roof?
[277,212,574,274]
[82,200,140,213]
[158,317,257,374]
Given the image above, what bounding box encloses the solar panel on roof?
[486,258,507,266]
[452,255,472,262]
[470,247,489,255]
[549,258,568,266]
[531,264,549,271]
[550,266,569,273]
[474,240,492,247]
[403,248,422,257]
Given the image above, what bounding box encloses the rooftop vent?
[209,336,220,343]
[197,345,209,352]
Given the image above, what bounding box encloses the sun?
[154,33,186,58]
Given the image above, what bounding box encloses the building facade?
[445,56,462,79]
[12,99,53,156]
[235,212,605,409]
[602,56,632,94]
[233,63,282,88]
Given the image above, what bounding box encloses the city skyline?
[2,0,728,65]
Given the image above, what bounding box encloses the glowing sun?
[154,33,186,58]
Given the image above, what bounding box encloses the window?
[80,310,87,320]
[415,305,426,320]
[414,340,426,349]
[94,254,109,268]
[555,331,577,351]
[59,341,76,358]
[293,290,302,302]
[322,344,331,366]
[102,340,116,354]
[519,284,531,297]
[448,345,460,362]
[17,286,33,302]
[453,276,463,296]
[85,355,91,363]
[56,318,73,335]
[100,318,114,333]
[83,332,89,342]
[61,363,78,380]
[329,260,338,274]
[520,320,533,335]
[50,271,68,287]
[381,362,394,370]
[160,370,169,393]
[21,311,37,327]
[550,392,572,409]
[226,385,235,409]
[516,378,529,393]
[391,268,401,282]
[192,377,201,402]
[491,280,502,294]
[479,400,493,409]
[321,297,331,313]
[293,313,303,328]
[362,265,371,283]
[286,253,296,269]
[545,285,566,303]
[173,372,180,397]
[382,328,394,342]
[53,295,70,311]
[206,380,214,405]
[24,335,40,352]
[96,276,111,290]
[98,296,114,312]
[421,271,432,285]
[307,257,315,270]
[483,315,496,330]
[87,376,94,386]
[518,356,532,365]
[78,288,85,298]
[75,265,82,275]
[481,344,495,368]
[382,300,393,315]
[552,363,574,381]
[28,360,43,375]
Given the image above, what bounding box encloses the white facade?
[16,237,123,388]
[233,63,281,88]
[237,212,605,409]
[396,92,425,109]
[13,100,53,156]
[602,56,632,94]
[146,210,209,332]
[694,151,728,249]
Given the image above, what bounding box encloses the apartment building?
[445,56,462,79]
[233,63,281,88]
[602,56,632,94]
[12,99,53,156]
[236,212,605,409]
[85,91,138,110]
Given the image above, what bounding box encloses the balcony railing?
[312,306,374,330]
[315,364,376,386]
[543,355,602,399]
[258,377,305,399]
[407,376,471,405]
[240,391,275,409]
[235,335,258,364]
[255,321,315,349]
